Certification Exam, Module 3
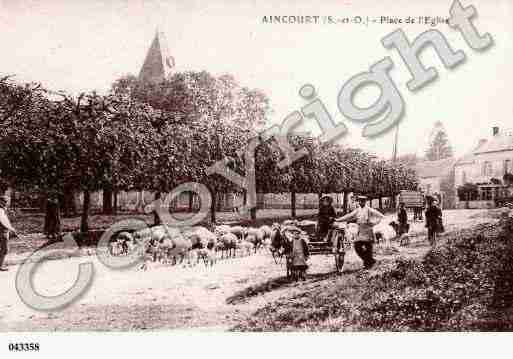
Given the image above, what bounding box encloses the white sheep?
[372,222,397,247]
[244,227,265,252]
[236,239,255,256]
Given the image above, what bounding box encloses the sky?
[0,0,512,159]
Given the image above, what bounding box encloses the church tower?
[138,30,174,84]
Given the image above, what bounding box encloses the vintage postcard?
[0,0,512,356]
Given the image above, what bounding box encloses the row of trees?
[0,72,418,232]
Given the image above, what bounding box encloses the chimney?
[493,126,500,136]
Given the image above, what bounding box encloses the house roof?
[413,158,456,179]
[474,133,513,154]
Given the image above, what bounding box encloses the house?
[454,126,513,208]
[413,157,457,208]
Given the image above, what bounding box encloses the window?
[481,187,492,200]
[482,161,493,176]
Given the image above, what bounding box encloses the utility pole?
[392,124,399,163]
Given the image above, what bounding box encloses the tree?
[0,78,160,233]
[425,121,453,161]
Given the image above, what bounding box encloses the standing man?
[0,195,17,271]
[425,196,443,248]
[335,195,385,269]
[317,195,336,242]
[397,202,409,236]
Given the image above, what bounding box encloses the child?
[286,227,310,281]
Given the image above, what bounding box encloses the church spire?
[138,30,175,84]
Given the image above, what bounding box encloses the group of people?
[298,193,445,277]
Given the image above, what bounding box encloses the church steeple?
[138,30,174,84]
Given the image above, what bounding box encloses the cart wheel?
[335,252,345,274]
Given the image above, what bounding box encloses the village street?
[0,209,496,331]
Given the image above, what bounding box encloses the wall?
[455,200,495,209]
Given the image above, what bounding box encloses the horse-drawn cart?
[279,220,350,276]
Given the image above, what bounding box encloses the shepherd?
[335,195,385,269]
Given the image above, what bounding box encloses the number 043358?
[8,343,40,352]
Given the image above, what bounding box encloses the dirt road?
[0,209,495,331]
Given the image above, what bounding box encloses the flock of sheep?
[108,217,409,271]
[109,223,277,269]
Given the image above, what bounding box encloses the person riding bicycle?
[317,195,336,242]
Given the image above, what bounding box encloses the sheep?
[218,232,238,258]
[214,225,232,235]
[236,239,255,257]
[372,222,397,247]
[196,247,217,267]
[244,227,265,252]
[260,225,273,241]
[388,221,410,246]
[228,225,246,240]
[182,226,218,250]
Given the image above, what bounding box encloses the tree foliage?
[0,73,420,229]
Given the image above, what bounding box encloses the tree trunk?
[379,197,383,210]
[102,184,113,214]
[391,193,397,209]
[188,191,194,212]
[113,190,118,215]
[216,192,223,212]
[243,191,247,206]
[210,189,217,224]
[62,188,76,217]
[44,199,61,240]
[291,191,297,218]
[250,207,257,221]
[39,194,46,212]
[343,192,349,214]
[153,192,162,225]
[80,190,91,233]
[9,190,15,209]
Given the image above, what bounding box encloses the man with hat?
[317,195,336,242]
[335,195,385,269]
[0,195,17,271]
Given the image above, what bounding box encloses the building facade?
[454,127,513,208]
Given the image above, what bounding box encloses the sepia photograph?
[1,0,513,354]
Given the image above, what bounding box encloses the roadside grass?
[233,218,513,331]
